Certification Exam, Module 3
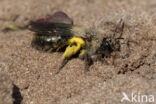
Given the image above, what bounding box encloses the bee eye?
[102,42,109,48]
[102,41,111,50]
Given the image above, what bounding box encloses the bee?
[28,11,124,72]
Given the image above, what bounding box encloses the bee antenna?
[112,18,125,38]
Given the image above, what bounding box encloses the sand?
[0,0,156,104]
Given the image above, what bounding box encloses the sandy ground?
[0,0,156,104]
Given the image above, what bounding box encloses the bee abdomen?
[31,34,69,52]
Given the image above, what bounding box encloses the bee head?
[95,37,113,58]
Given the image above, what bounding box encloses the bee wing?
[32,11,73,24]
[48,11,73,24]
[29,21,72,35]
[29,11,87,38]
[28,11,75,36]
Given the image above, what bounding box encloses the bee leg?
[113,19,124,39]
[84,54,93,72]
[79,49,90,71]
[47,48,54,53]
[79,53,93,72]
[79,49,86,58]
[58,57,70,71]
[58,42,81,72]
